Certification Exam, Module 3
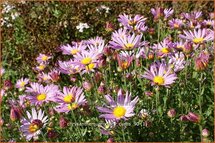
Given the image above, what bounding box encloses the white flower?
[76,22,89,32]
[11,12,19,20]
[97,5,110,14]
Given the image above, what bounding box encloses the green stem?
[198,73,204,141]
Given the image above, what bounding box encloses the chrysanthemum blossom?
[97,89,139,121]
[109,29,143,50]
[15,78,29,89]
[118,14,147,32]
[60,42,86,55]
[183,11,202,20]
[73,49,100,72]
[142,62,177,87]
[54,86,87,113]
[164,8,174,19]
[117,51,133,70]
[26,83,60,105]
[179,28,214,44]
[58,60,81,75]
[168,18,184,29]
[36,54,51,64]
[168,52,186,72]
[20,108,48,141]
[152,39,173,57]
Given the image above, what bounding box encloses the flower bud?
[97,82,106,95]
[82,81,93,91]
[187,112,200,123]
[105,22,114,32]
[195,51,210,71]
[195,57,207,71]
[47,130,58,139]
[179,115,189,121]
[144,121,152,127]
[49,70,60,82]
[103,47,113,56]
[183,42,193,54]
[107,138,114,143]
[0,118,4,126]
[48,108,55,116]
[70,76,77,82]
[167,108,176,118]
[95,72,103,83]
[135,59,141,67]
[10,106,22,121]
[145,91,154,98]
[148,28,155,35]
[59,116,68,128]
[3,80,13,90]
[202,128,209,137]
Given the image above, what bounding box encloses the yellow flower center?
[121,61,129,69]
[207,22,212,25]
[20,81,26,87]
[63,94,74,103]
[153,76,165,85]
[177,45,184,50]
[81,57,92,65]
[113,106,126,118]
[42,76,49,81]
[193,37,204,44]
[42,55,48,61]
[67,103,79,110]
[85,63,95,71]
[128,20,136,26]
[161,47,170,54]
[71,49,79,55]
[37,93,47,101]
[38,64,45,70]
[124,43,134,50]
[173,24,179,28]
[28,124,39,133]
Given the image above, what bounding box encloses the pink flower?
[15,78,29,89]
[142,62,177,87]
[97,89,139,121]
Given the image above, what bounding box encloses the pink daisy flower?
[152,39,173,58]
[97,89,139,121]
[20,108,48,141]
[58,60,81,75]
[164,8,174,19]
[183,11,202,20]
[73,49,100,72]
[142,62,177,87]
[179,28,214,44]
[168,18,184,29]
[35,63,47,72]
[26,83,60,105]
[168,52,186,72]
[37,72,51,83]
[54,86,87,113]
[109,29,143,50]
[118,13,147,32]
[151,7,164,20]
[87,36,105,46]
[15,78,29,89]
[117,51,133,70]
[60,42,86,56]
[36,54,51,64]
